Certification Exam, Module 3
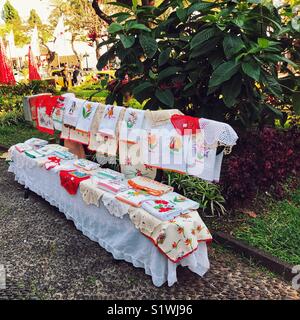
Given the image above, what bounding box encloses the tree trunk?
[71,35,81,68]
[40,41,56,75]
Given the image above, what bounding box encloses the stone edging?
[213,231,295,281]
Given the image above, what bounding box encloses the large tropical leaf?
[223,34,245,58]
[157,66,182,82]
[187,2,215,15]
[107,23,123,34]
[128,23,151,32]
[208,60,240,88]
[155,88,174,107]
[292,92,300,115]
[221,74,242,107]
[133,81,154,97]
[242,60,260,81]
[190,28,217,50]
[119,34,135,49]
[158,48,172,66]
[139,34,158,58]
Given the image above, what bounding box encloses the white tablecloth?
[8,149,210,287]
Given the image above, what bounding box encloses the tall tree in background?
[26,9,55,71]
[49,0,113,64]
[0,0,29,46]
[2,0,21,24]
[27,9,42,27]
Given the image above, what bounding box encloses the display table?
[8,149,210,287]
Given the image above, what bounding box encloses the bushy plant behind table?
[220,126,300,208]
[0,81,55,126]
[97,0,300,129]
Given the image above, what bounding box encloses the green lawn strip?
[0,123,59,148]
[233,189,300,265]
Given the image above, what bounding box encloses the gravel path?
[0,159,299,300]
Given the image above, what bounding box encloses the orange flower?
[191,229,196,235]
[177,227,184,234]
[185,238,192,246]
[197,225,203,232]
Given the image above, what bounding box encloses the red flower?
[172,242,178,248]
[177,227,184,234]
[159,207,172,212]
[155,200,169,205]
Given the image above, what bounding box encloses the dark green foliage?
[98,0,300,129]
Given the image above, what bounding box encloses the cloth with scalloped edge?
[129,207,212,263]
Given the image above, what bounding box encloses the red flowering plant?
[220,126,300,208]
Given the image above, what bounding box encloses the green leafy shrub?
[98,0,300,129]
[163,172,226,217]
[0,81,56,126]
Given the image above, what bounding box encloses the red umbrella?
[0,37,16,85]
[28,45,41,81]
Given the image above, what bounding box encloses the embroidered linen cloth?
[129,208,212,263]
[36,104,55,135]
[102,192,130,219]
[186,118,238,182]
[79,178,129,218]
[24,149,44,159]
[94,168,124,180]
[60,170,90,195]
[119,108,145,143]
[14,143,33,153]
[69,128,90,145]
[44,156,61,170]
[63,97,86,128]
[119,140,157,179]
[128,176,173,196]
[53,93,75,132]
[75,102,99,133]
[145,109,183,128]
[98,105,124,137]
[142,122,189,174]
[74,159,100,171]
[116,189,156,207]
[141,192,199,221]
[94,177,128,194]
[38,144,68,156]
[79,179,105,207]
[53,150,75,160]
[87,104,106,151]
[92,106,125,156]
[24,138,48,149]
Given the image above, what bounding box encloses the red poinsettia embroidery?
[155,200,169,205]
[159,207,173,212]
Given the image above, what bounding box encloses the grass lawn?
[0,122,59,148]
[233,188,300,265]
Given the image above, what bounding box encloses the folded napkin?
[141,192,199,221]
[116,188,157,207]
[74,159,100,171]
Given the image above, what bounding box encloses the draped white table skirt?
[8,150,210,287]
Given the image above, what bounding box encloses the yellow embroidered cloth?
[128,207,212,262]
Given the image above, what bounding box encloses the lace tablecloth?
[8,149,210,287]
